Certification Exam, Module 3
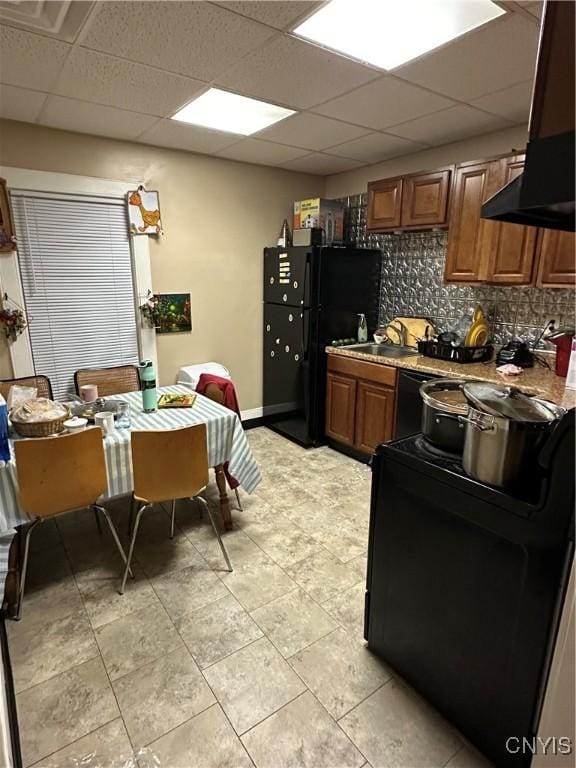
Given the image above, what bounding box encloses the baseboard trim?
[240,407,263,422]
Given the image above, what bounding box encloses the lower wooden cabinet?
[325,372,356,446]
[326,354,397,455]
[355,380,396,453]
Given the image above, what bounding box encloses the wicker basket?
[10,407,70,438]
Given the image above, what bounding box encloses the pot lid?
[420,378,469,415]
[462,383,558,422]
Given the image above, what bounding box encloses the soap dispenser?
[357,313,368,343]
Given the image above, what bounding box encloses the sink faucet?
[383,320,407,346]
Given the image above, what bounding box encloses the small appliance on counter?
[366,407,575,767]
[496,340,534,368]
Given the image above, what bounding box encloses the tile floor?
[7,428,493,768]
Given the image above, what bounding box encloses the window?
[11,191,139,399]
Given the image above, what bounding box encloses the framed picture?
[0,178,16,252]
[127,186,163,235]
[155,293,192,334]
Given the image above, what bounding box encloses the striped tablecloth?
[0,385,261,595]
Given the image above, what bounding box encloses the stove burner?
[415,436,462,462]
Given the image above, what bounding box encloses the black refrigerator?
[263,245,381,447]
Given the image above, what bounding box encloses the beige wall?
[325,125,529,197]
[0,119,323,410]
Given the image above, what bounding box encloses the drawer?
[327,354,397,388]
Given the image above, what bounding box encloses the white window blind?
[11,191,139,399]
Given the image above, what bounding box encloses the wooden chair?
[202,382,243,512]
[121,424,232,594]
[0,375,53,402]
[14,428,131,620]
[74,365,140,397]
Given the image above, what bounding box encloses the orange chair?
[121,424,232,594]
[14,428,131,619]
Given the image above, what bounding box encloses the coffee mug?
[80,384,99,403]
[94,411,115,436]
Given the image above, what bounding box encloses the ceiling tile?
[56,48,205,118]
[138,119,239,154]
[256,113,369,151]
[0,25,70,91]
[216,138,309,165]
[0,1,95,42]
[79,1,275,81]
[0,84,47,122]
[280,153,366,175]
[217,35,380,110]
[39,96,157,140]
[395,13,539,101]
[314,77,455,130]
[216,1,321,30]
[328,132,426,162]
[471,80,533,124]
[386,105,513,147]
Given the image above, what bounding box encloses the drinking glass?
[116,401,131,429]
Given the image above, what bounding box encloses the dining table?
[0,384,261,615]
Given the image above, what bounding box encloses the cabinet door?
[367,178,403,231]
[401,169,451,228]
[486,155,538,285]
[536,230,576,287]
[444,162,497,282]
[355,381,395,454]
[325,372,357,446]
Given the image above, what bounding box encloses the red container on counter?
[549,333,574,377]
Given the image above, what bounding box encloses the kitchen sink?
[344,343,419,359]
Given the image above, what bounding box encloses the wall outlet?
[543,318,561,337]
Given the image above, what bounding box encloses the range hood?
[482,1,575,232]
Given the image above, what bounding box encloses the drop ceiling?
[0,1,542,176]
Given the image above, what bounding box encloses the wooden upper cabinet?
[401,169,451,228]
[367,177,403,231]
[444,161,496,282]
[486,155,538,285]
[325,372,356,446]
[536,230,576,287]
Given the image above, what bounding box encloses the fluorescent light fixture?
[171,88,296,135]
[293,0,506,71]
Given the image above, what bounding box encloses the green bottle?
[139,360,157,412]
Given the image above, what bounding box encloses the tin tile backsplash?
[341,194,575,348]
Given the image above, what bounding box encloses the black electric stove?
[365,413,575,767]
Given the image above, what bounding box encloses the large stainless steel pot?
[419,378,471,453]
[459,383,565,488]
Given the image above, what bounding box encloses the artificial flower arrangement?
[0,306,27,342]
[138,290,160,328]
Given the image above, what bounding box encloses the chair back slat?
[14,428,108,517]
[131,424,209,503]
[0,375,53,402]
[75,365,140,397]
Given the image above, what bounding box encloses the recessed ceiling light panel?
[171,88,296,135]
[293,0,506,71]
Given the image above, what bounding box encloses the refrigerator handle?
[303,251,311,308]
[301,253,311,359]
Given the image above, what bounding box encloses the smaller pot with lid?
[459,382,565,489]
[419,379,471,453]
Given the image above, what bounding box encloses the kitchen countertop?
[326,346,576,409]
